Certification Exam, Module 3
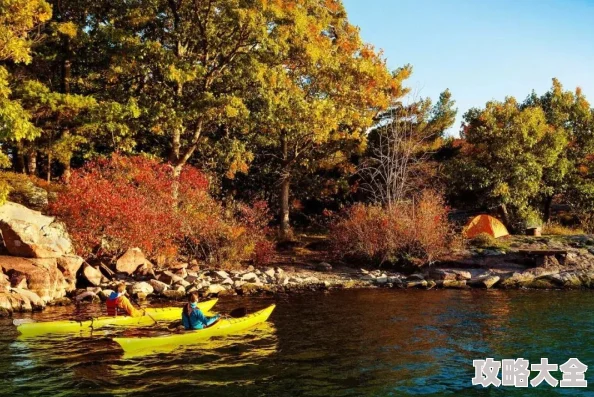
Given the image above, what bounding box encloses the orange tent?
[464,215,509,239]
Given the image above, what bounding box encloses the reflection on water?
[2,290,594,396]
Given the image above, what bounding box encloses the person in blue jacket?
[182,292,220,330]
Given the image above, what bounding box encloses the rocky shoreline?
[4,200,594,317]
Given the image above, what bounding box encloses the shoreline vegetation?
[2,1,594,317]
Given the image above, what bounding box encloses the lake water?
[1,289,594,396]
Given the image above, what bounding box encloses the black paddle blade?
[168,320,182,330]
[229,307,247,318]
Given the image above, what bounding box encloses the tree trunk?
[63,160,71,184]
[280,176,291,240]
[279,132,292,240]
[15,141,25,173]
[47,151,52,183]
[172,164,182,207]
[499,203,512,231]
[62,35,71,94]
[26,151,37,176]
[543,196,553,223]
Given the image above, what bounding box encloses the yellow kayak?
[114,304,275,354]
[16,299,218,337]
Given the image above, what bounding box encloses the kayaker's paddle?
[131,296,157,324]
[167,307,247,330]
[12,318,36,326]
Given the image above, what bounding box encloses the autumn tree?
[249,0,410,238]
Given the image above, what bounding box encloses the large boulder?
[11,288,45,310]
[130,281,154,296]
[149,279,169,294]
[159,270,184,285]
[0,201,73,258]
[81,263,102,287]
[115,248,153,275]
[0,256,66,303]
[56,255,84,292]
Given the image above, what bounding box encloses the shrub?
[50,154,273,267]
[329,190,454,267]
[469,232,497,248]
[0,171,51,210]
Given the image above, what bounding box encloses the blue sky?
[342,0,594,136]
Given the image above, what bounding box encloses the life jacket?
[106,292,124,316]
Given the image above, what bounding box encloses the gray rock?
[131,281,154,296]
[407,274,425,281]
[215,270,229,279]
[0,201,73,258]
[428,269,457,281]
[75,290,98,302]
[375,276,389,284]
[185,274,200,283]
[149,279,169,294]
[241,272,259,282]
[174,279,191,288]
[11,288,45,310]
[471,275,500,289]
[159,270,184,285]
[442,280,468,289]
[82,263,102,287]
[264,268,276,278]
[315,262,332,272]
[452,270,472,280]
[221,277,233,285]
[163,289,185,300]
[406,280,428,288]
[207,284,226,295]
[499,272,535,288]
[116,248,152,275]
[56,255,84,292]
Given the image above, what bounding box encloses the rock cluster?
[75,254,357,304]
[0,202,84,315]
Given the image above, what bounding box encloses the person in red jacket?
[106,283,143,317]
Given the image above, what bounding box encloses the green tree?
[6,0,140,181]
[446,96,566,230]
[79,0,281,200]
[0,0,52,200]
[522,78,594,222]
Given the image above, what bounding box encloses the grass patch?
[468,232,510,251]
[542,222,584,236]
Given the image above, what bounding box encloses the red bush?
[329,191,454,267]
[50,154,273,267]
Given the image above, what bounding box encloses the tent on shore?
[464,214,509,239]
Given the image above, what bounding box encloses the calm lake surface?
[2,289,594,396]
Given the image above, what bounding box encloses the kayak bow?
[113,304,275,354]
[16,299,218,337]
